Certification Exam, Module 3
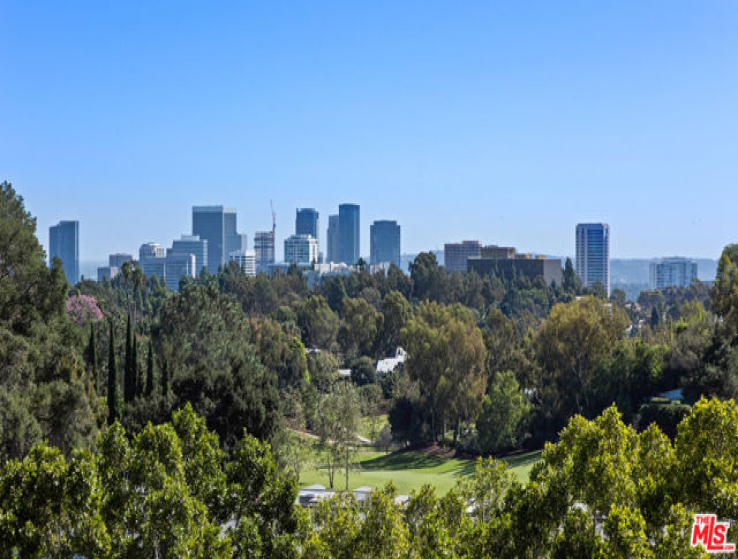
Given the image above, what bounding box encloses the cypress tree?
[124,313,135,403]
[132,333,140,397]
[87,322,100,391]
[107,320,121,424]
[160,359,171,399]
[145,339,156,397]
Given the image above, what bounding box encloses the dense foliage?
[3,180,738,554]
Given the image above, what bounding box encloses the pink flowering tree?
[66,294,104,325]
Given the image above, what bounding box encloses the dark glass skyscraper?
[338,204,360,265]
[370,220,401,266]
[49,220,79,284]
[192,206,237,272]
[326,214,339,263]
[295,208,319,239]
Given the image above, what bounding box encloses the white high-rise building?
[284,234,318,266]
[229,250,257,277]
[575,223,610,295]
[650,258,698,290]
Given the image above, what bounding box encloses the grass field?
[299,448,542,495]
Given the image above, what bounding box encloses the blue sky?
[2,1,737,263]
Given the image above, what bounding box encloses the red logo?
[691,514,735,553]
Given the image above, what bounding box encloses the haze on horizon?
[1,2,736,262]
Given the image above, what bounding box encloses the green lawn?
[299,448,542,495]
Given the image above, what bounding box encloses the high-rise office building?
[97,253,133,283]
[192,205,238,272]
[370,220,401,266]
[296,208,319,239]
[444,240,481,273]
[164,253,196,292]
[109,253,133,268]
[254,231,275,270]
[284,234,319,265]
[650,258,698,290]
[229,250,257,277]
[576,223,611,295]
[139,242,167,280]
[226,234,248,259]
[338,204,360,265]
[169,235,208,276]
[327,214,339,263]
[49,220,79,284]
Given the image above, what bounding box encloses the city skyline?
[4,3,736,262]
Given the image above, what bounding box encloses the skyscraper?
[192,205,238,272]
[576,223,611,295]
[169,235,208,276]
[296,208,319,239]
[444,240,481,273]
[338,204,360,265]
[327,214,339,263]
[49,220,79,284]
[370,220,401,266]
[254,231,275,270]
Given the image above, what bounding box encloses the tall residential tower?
[575,223,610,295]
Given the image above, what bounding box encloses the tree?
[123,313,136,404]
[651,306,661,329]
[160,359,171,399]
[401,301,487,443]
[476,370,530,453]
[0,444,111,557]
[339,297,381,359]
[107,321,121,425]
[295,295,340,350]
[610,288,627,308]
[307,351,339,393]
[376,290,411,356]
[315,382,362,489]
[534,297,629,428]
[157,285,280,445]
[483,307,523,382]
[145,338,155,397]
[87,322,100,392]
[562,257,582,295]
[0,181,68,336]
[410,251,444,302]
[350,356,377,386]
[225,432,304,557]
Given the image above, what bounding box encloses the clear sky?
[2,1,737,263]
